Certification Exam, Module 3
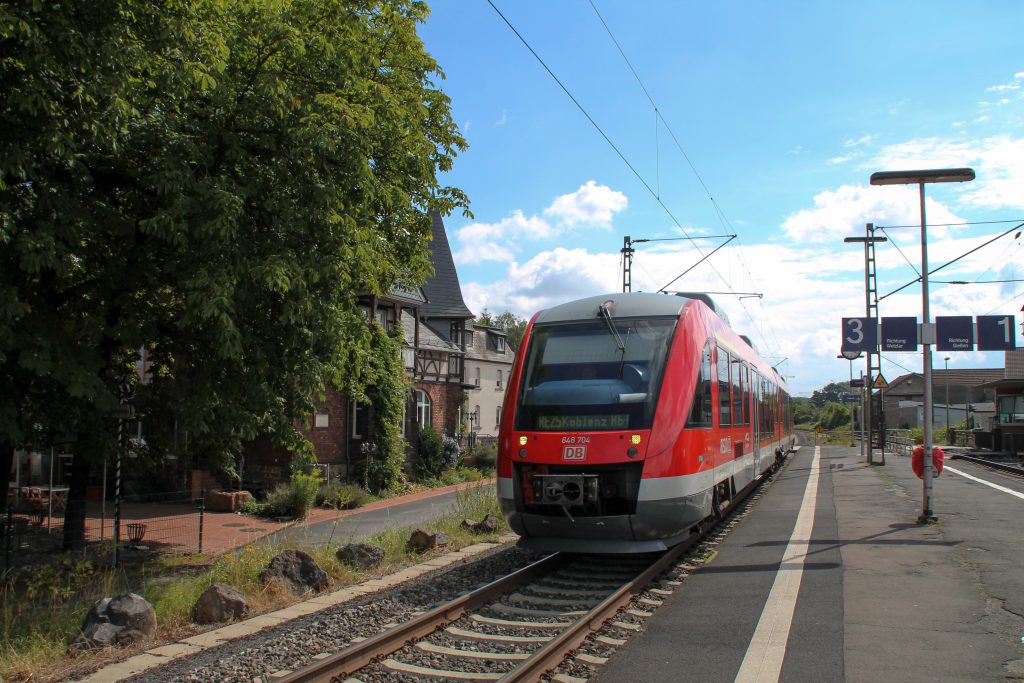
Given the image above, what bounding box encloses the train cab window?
[717,346,732,427]
[514,317,677,431]
[686,342,713,428]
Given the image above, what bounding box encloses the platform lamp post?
[869,168,975,523]
[944,356,951,445]
[839,352,862,445]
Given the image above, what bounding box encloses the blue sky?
[418,1,1024,397]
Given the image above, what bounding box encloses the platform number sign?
[842,317,878,353]
[976,315,1016,351]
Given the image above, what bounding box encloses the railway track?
[949,452,1024,478]
[275,455,791,683]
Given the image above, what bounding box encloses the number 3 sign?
[842,317,878,353]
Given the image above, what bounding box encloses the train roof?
[532,293,684,324]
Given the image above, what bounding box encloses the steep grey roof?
[402,313,460,354]
[465,322,512,364]
[420,212,473,320]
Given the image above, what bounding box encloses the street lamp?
[870,168,975,523]
[944,356,951,445]
[839,352,862,446]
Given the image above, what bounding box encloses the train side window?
[686,343,713,428]
[742,365,752,426]
[731,358,743,428]
[717,346,732,427]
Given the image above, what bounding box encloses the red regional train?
[497,292,795,553]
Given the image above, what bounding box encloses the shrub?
[471,442,497,472]
[248,471,320,518]
[317,482,374,510]
[415,426,443,479]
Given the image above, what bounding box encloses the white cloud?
[459,227,1023,397]
[781,184,965,244]
[543,180,628,228]
[986,84,1020,92]
[495,109,508,127]
[453,210,553,265]
[844,135,874,147]
[871,135,1024,210]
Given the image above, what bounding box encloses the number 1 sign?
[976,315,1016,351]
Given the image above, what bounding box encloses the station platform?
[594,443,1024,683]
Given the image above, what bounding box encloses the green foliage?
[415,425,460,480]
[810,382,854,408]
[793,397,820,428]
[317,481,374,510]
[821,402,851,430]
[0,0,468,539]
[470,442,498,472]
[248,470,320,518]
[350,327,408,493]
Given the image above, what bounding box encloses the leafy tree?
[810,382,854,408]
[0,0,467,547]
[793,398,820,427]
[476,309,527,351]
[821,403,851,430]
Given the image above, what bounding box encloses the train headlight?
[519,436,528,446]
[630,434,642,445]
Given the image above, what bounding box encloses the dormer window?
[465,331,474,348]
[496,336,506,354]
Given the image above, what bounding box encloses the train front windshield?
[515,317,677,431]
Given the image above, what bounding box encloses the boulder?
[407,528,449,553]
[68,593,156,653]
[193,583,249,624]
[260,549,328,593]
[336,543,386,570]
[460,515,499,534]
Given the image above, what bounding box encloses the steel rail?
[276,552,568,683]
[949,453,1024,478]
[280,459,785,683]
[497,533,697,683]
[499,464,775,683]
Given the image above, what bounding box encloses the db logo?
[563,445,586,461]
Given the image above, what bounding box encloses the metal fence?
[2,489,205,573]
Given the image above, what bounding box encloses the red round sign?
[912,445,945,479]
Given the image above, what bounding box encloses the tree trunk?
[62,449,92,551]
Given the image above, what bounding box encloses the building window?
[351,402,368,439]
[496,369,503,389]
[465,331,474,348]
[472,405,480,430]
[415,389,432,427]
[315,413,329,429]
[475,366,481,387]
[450,354,461,376]
[496,336,506,354]
[495,406,501,426]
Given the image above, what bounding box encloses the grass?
[0,479,505,683]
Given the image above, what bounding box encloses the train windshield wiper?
[598,300,626,353]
